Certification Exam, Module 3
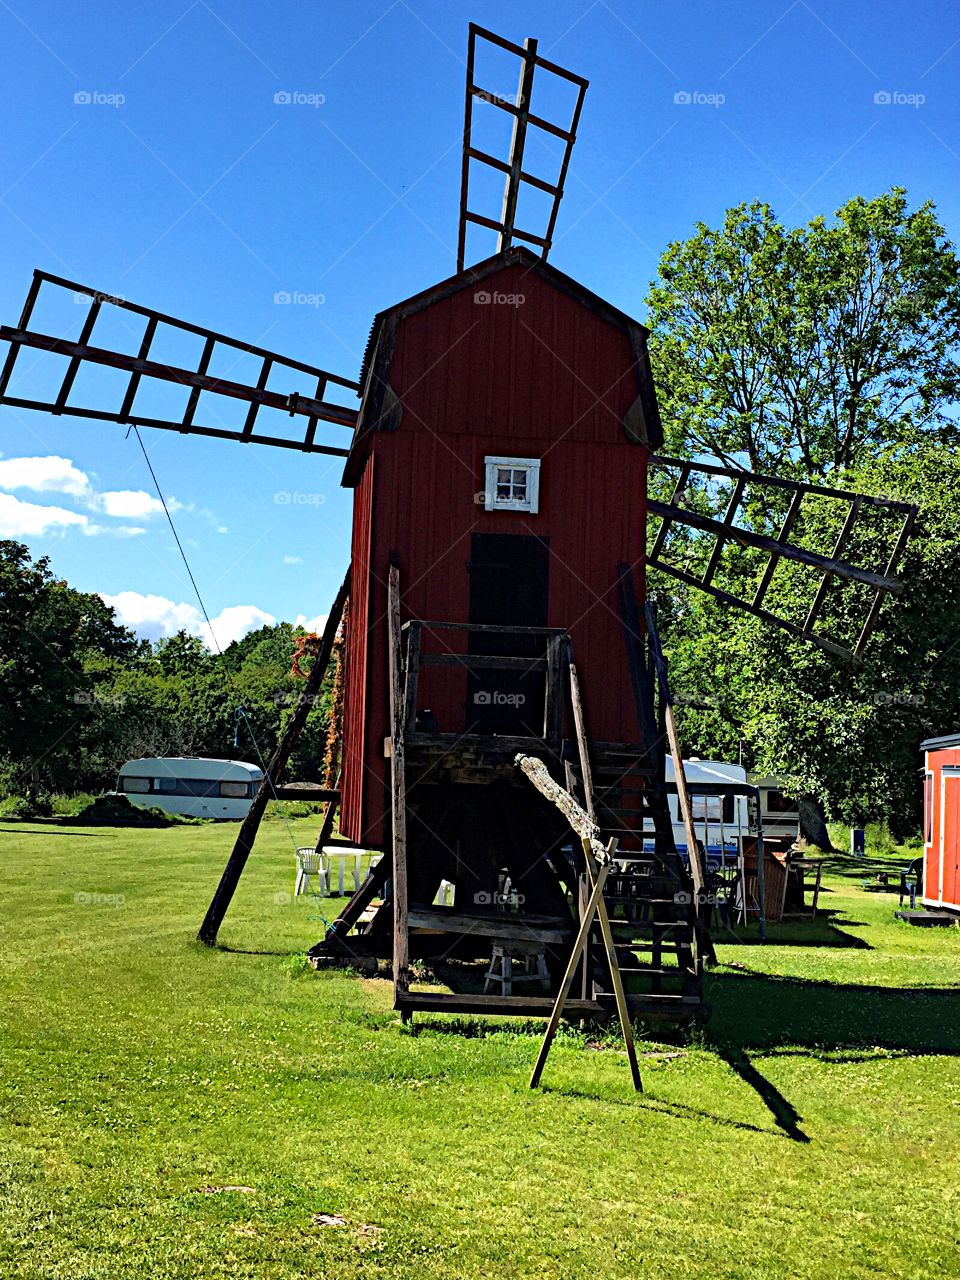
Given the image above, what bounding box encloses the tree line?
[0,539,335,802]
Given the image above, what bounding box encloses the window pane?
[511,470,527,499]
[155,776,178,793]
[121,776,150,794]
[220,781,248,798]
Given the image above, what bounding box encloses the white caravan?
[116,757,263,820]
[642,758,752,864]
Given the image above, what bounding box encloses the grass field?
[1,817,958,1280]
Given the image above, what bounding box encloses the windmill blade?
[647,454,917,661]
[457,23,588,271]
[0,271,360,456]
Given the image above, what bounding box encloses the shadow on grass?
[701,965,960,1142]
[706,966,960,1057]
[540,1084,776,1137]
[712,908,873,949]
[0,827,104,837]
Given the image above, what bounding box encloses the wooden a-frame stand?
[516,755,642,1093]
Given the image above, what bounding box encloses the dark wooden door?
[467,533,549,736]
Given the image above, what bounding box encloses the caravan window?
[766,790,796,814]
[690,794,735,823]
[121,776,150,794]
[155,776,178,793]
[691,795,723,822]
[220,780,250,798]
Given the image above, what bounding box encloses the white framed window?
[484,456,541,514]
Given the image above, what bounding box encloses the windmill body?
[339,247,660,850]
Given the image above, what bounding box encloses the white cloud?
[295,613,329,635]
[202,604,275,648]
[0,455,92,498]
[283,554,304,565]
[0,492,89,536]
[97,490,165,519]
[101,591,275,649]
[82,524,148,539]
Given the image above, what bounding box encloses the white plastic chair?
[295,847,328,897]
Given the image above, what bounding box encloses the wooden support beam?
[315,851,392,951]
[567,654,596,823]
[752,485,806,608]
[701,475,746,588]
[388,561,411,1003]
[581,838,642,1091]
[197,568,349,945]
[515,753,608,863]
[643,603,706,900]
[804,496,862,632]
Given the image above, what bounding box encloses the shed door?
[467,533,549,736]
[941,769,960,907]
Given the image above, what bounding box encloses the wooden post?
[567,652,596,822]
[581,837,642,1092]
[387,562,411,1003]
[197,568,350,945]
[643,603,707,900]
[529,861,611,1089]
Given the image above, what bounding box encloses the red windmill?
[0,25,915,1032]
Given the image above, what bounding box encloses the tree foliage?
[648,189,960,477]
[646,189,960,837]
[0,542,333,797]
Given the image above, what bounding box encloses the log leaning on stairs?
[197,567,350,945]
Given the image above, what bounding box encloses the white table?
[321,847,367,896]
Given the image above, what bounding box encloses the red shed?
[921,733,960,914]
[338,247,662,848]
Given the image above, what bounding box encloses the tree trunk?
[797,795,835,851]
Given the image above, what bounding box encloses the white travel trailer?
[643,758,752,866]
[116,757,263,820]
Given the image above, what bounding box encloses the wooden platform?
[407,905,572,944]
[895,909,959,927]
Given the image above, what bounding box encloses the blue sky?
[1,0,958,645]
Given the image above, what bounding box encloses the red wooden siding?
[340,453,375,844]
[343,261,649,847]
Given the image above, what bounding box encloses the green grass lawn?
[1,818,958,1280]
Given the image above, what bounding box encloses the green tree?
[645,191,960,841]
[648,189,960,478]
[0,541,139,793]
